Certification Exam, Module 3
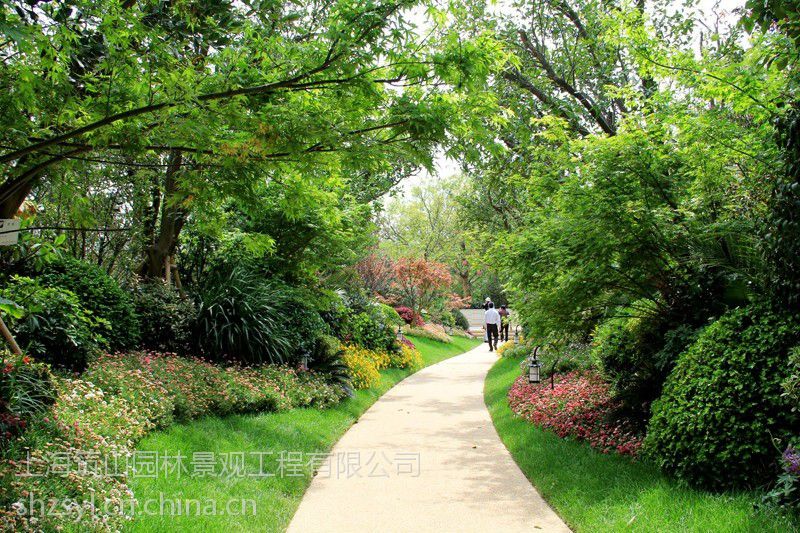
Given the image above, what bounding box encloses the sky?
[396,0,745,194]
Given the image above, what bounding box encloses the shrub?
[0,276,107,370]
[500,343,532,359]
[784,345,800,411]
[645,304,800,489]
[133,280,197,353]
[37,256,140,350]
[437,307,456,328]
[343,310,395,352]
[342,344,381,389]
[508,370,642,456]
[592,314,700,425]
[540,343,594,377]
[451,308,470,330]
[285,301,330,356]
[395,306,423,326]
[376,303,404,327]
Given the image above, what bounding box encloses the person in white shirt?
[484,303,501,351]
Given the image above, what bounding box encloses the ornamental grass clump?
[508,370,642,456]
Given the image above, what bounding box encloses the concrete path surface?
[287,342,570,533]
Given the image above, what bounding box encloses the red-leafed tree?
[355,253,396,297]
[391,257,452,318]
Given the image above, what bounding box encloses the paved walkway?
[288,342,570,533]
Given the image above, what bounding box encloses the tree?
[355,253,396,297]
[0,0,500,280]
[391,257,451,317]
[380,175,484,299]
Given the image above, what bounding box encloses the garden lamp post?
[528,346,542,384]
[396,325,405,342]
[514,326,521,345]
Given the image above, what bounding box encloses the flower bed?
[507,370,642,456]
[402,323,452,343]
[0,352,347,531]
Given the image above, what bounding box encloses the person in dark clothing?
[498,305,510,342]
[484,302,500,351]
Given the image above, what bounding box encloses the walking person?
[499,305,510,342]
[483,296,493,311]
[484,302,501,352]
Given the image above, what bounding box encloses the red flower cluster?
[507,370,643,456]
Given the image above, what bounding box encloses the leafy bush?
[508,370,642,456]
[500,343,532,359]
[376,303,403,326]
[194,266,293,364]
[343,309,395,352]
[395,306,423,326]
[437,307,456,328]
[784,345,800,411]
[342,344,381,389]
[451,308,470,330]
[0,276,107,370]
[285,300,330,356]
[133,280,197,353]
[592,314,700,424]
[541,343,594,377]
[37,255,140,350]
[646,304,800,489]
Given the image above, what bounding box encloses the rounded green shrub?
[1,276,108,370]
[645,304,800,489]
[133,280,197,353]
[37,256,140,350]
[376,303,404,327]
[451,308,470,330]
[592,313,700,425]
[343,311,394,352]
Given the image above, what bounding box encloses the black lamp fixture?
[528,346,542,384]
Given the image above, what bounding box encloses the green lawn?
[484,355,799,533]
[126,335,479,532]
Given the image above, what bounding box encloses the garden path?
[288,342,570,532]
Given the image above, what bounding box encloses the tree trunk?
[137,150,188,280]
[0,179,34,219]
[0,315,23,356]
